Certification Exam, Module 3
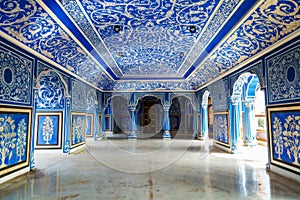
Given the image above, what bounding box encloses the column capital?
[231,97,240,105]
[244,100,254,107]
[128,105,136,111]
[163,104,171,111]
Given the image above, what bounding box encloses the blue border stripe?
[184,0,259,78]
[43,0,118,80]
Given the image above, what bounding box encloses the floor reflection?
[0,139,299,200]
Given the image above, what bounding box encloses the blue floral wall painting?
[86,114,94,138]
[71,112,85,148]
[0,107,31,177]
[214,112,230,147]
[35,112,62,149]
[268,105,300,173]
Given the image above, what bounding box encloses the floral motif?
[72,81,87,110]
[41,116,54,144]
[36,71,65,109]
[272,113,300,165]
[80,0,219,77]
[0,114,28,168]
[267,46,300,104]
[188,0,300,90]
[72,115,85,145]
[214,114,228,144]
[0,47,32,105]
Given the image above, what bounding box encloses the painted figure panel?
[35,112,62,149]
[0,108,31,176]
[214,112,229,147]
[268,106,300,173]
[71,113,85,148]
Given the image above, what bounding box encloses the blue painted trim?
[184,0,259,78]
[43,0,118,80]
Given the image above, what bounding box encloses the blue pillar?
[94,105,99,141]
[244,101,257,146]
[192,108,198,138]
[63,97,71,153]
[230,98,242,152]
[101,108,106,139]
[30,89,38,169]
[128,106,137,139]
[163,105,171,139]
[201,103,208,140]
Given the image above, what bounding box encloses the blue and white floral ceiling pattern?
[0,0,299,91]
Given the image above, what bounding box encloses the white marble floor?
[0,139,299,200]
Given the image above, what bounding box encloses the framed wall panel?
[213,112,230,147]
[70,112,86,149]
[86,113,94,137]
[0,107,32,177]
[35,112,63,149]
[268,105,300,174]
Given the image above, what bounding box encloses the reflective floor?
[0,139,299,200]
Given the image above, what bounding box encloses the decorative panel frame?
[266,43,300,105]
[268,105,300,174]
[86,113,94,138]
[34,112,63,149]
[70,112,86,149]
[213,111,230,147]
[0,107,32,177]
[0,42,33,106]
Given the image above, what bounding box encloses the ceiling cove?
[0,0,299,91]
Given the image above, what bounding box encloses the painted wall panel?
[266,44,300,105]
[85,114,93,137]
[0,42,33,106]
[213,112,230,147]
[35,112,62,149]
[72,81,87,111]
[36,63,68,110]
[0,107,31,177]
[209,78,229,112]
[268,105,300,174]
[70,112,85,148]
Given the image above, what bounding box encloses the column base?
[163,131,171,139]
[246,138,257,146]
[231,143,243,154]
[128,131,137,139]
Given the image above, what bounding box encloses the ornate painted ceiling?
[0,0,299,91]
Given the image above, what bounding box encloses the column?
[244,101,257,146]
[163,105,171,139]
[128,106,137,139]
[201,103,208,140]
[230,97,242,152]
[192,108,199,139]
[101,108,106,139]
[30,89,38,169]
[63,97,71,153]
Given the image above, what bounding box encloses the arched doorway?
[230,72,265,150]
[169,95,196,138]
[111,95,130,134]
[136,96,163,138]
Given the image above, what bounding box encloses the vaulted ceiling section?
[1,0,299,91]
